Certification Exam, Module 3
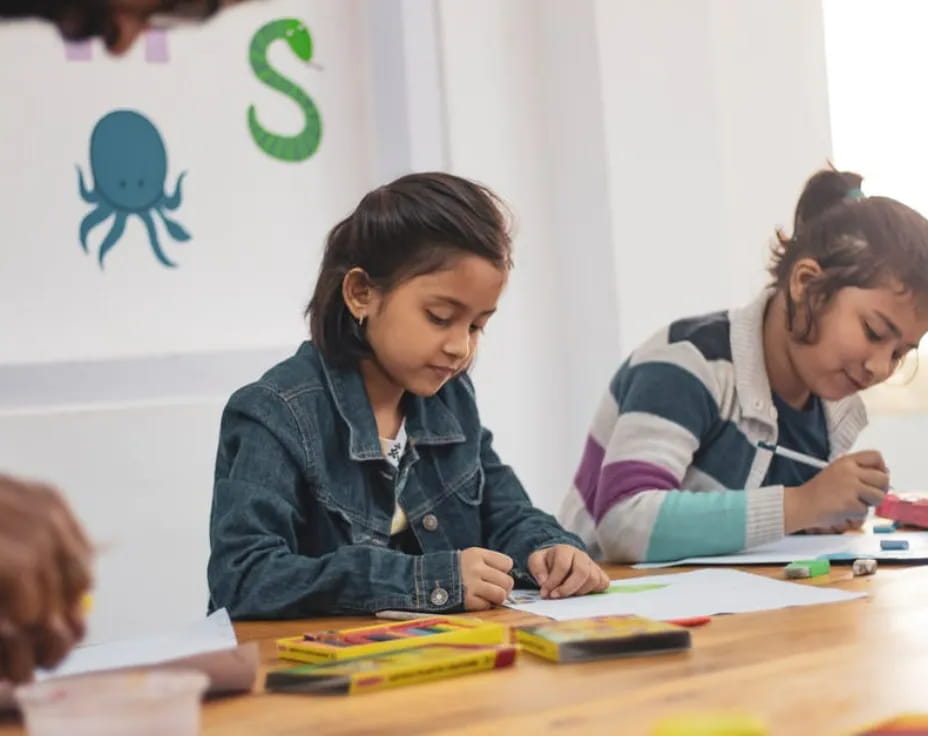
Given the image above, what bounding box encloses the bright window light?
[823,0,928,412]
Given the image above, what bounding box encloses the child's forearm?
[480,486,587,576]
[208,544,461,618]
[593,486,784,562]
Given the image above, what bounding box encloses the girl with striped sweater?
[561,169,928,562]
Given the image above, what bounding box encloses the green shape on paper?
[592,583,668,595]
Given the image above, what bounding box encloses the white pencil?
[757,441,893,492]
[374,610,432,621]
[756,441,828,470]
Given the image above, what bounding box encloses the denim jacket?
[207,341,585,619]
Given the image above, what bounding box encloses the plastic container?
[15,669,209,736]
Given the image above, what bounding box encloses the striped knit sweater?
[558,290,868,563]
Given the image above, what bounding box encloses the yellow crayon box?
[266,644,518,695]
[516,615,692,663]
[276,616,509,663]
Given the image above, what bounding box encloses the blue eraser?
[818,552,856,561]
[874,524,896,534]
[880,539,909,551]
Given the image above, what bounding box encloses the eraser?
[852,559,877,576]
[880,539,909,551]
[785,559,830,578]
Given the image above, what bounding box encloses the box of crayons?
[876,493,928,529]
[266,643,518,695]
[516,615,691,663]
[276,616,509,663]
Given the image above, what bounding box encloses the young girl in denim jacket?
[560,168,928,563]
[208,173,608,618]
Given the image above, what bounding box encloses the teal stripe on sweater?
[644,489,747,561]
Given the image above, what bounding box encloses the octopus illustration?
[78,110,190,269]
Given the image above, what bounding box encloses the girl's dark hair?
[769,166,928,341]
[307,172,512,367]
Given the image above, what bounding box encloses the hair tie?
[845,187,865,200]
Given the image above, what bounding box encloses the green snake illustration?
[247,19,322,162]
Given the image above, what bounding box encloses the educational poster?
[0,0,374,364]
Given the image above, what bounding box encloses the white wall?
[0,401,225,642]
[823,0,928,217]
[595,0,833,356]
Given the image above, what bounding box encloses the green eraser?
[785,559,830,577]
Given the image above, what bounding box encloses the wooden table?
[2,564,926,735]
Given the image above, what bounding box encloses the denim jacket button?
[430,586,449,606]
[422,513,439,531]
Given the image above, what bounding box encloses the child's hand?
[460,547,514,611]
[784,450,888,533]
[804,517,866,534]
[527,545,609,599]
[0,475,92,682]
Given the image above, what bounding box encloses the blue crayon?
[880,539,909,551]
[405,627,443,636]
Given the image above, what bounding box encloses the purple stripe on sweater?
[574,435,606,516]
[590,461,680,523]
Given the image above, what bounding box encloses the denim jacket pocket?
[447,463,484,506]
[312,485,379,546]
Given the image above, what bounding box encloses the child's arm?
[475,424,591,582]
[207,386,461,619]
[452,374,593,584]
[566,353,784,563]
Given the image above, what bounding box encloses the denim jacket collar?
[315,349,467,461]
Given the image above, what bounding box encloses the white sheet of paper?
[36,608,238,680]
[0,609,257,710]
[38,608,238,680]
[504,569,864,621]
[633,531,928,569]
